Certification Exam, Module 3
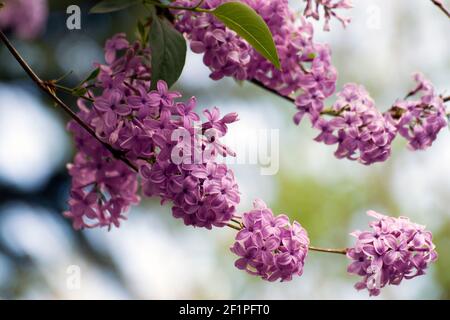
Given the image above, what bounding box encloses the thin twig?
[0,30,138,172]
[431,0,450,19]
[308,246,347,255]
[250,79,295,103]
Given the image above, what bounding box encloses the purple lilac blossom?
[231,199,310,282]
[0,0,48,39]
[385,73,448,151]
[298,74,448,164]
[65,33,240,230]
[303,0,353,31]
[309,83,397,165]
[347,211,437,296]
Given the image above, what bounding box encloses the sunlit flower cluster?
[231,200,310,282]
[347,211,437,296]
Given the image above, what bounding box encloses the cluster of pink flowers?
[302,74,448,164]
[173,0,337,100]
[65,33,240,230]
[0,0,48,40]
[231,200,310,282]
[386,73,448,151]
[347,211,438,296]
[302,83,397,165]
[303,0,353,31]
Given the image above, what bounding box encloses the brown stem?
[431,0,450,19]
[250,79,295,104]
[308,246,347,255]
[0,30,138,172]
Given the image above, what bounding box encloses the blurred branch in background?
[431,0,450,19]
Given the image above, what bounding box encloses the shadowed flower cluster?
[347,211,438,296]
[231,200,309,282]
[0,0,48,40]
[65,33,240,229]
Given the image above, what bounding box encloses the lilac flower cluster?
[0,0,48,39]
[386,73,448,151]
[300,83,397,165]
[173,0,337,99]
[297,73,448,164]
[231,200,309,282]
[303,0,353,31]
[65,33,240,230]
[347,211,438,296]
[173,1,448,165]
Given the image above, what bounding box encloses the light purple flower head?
[347,210,437,296]
[231,199,309,282]
[0,0,48,39]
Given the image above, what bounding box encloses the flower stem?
[52,83,95,103]
[0,30,138,172]
[226,223,242,231]
[308,246,347,255]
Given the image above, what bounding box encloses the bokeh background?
[0,0,449,299]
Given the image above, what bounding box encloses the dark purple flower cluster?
[347,211,438,296]
[231,200,309,282]
[0,0,48,39]
[65,33,240,230]
[303,83,397,165]
[173,0,337,99]
[386,73,448,151]
[303,0,353,31]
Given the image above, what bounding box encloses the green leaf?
[90,0,140,14]
[149,13,187,90]
[137,20,149,44]
[212,2,281,70]
[72,87,88,97]
[82,68,100,84]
